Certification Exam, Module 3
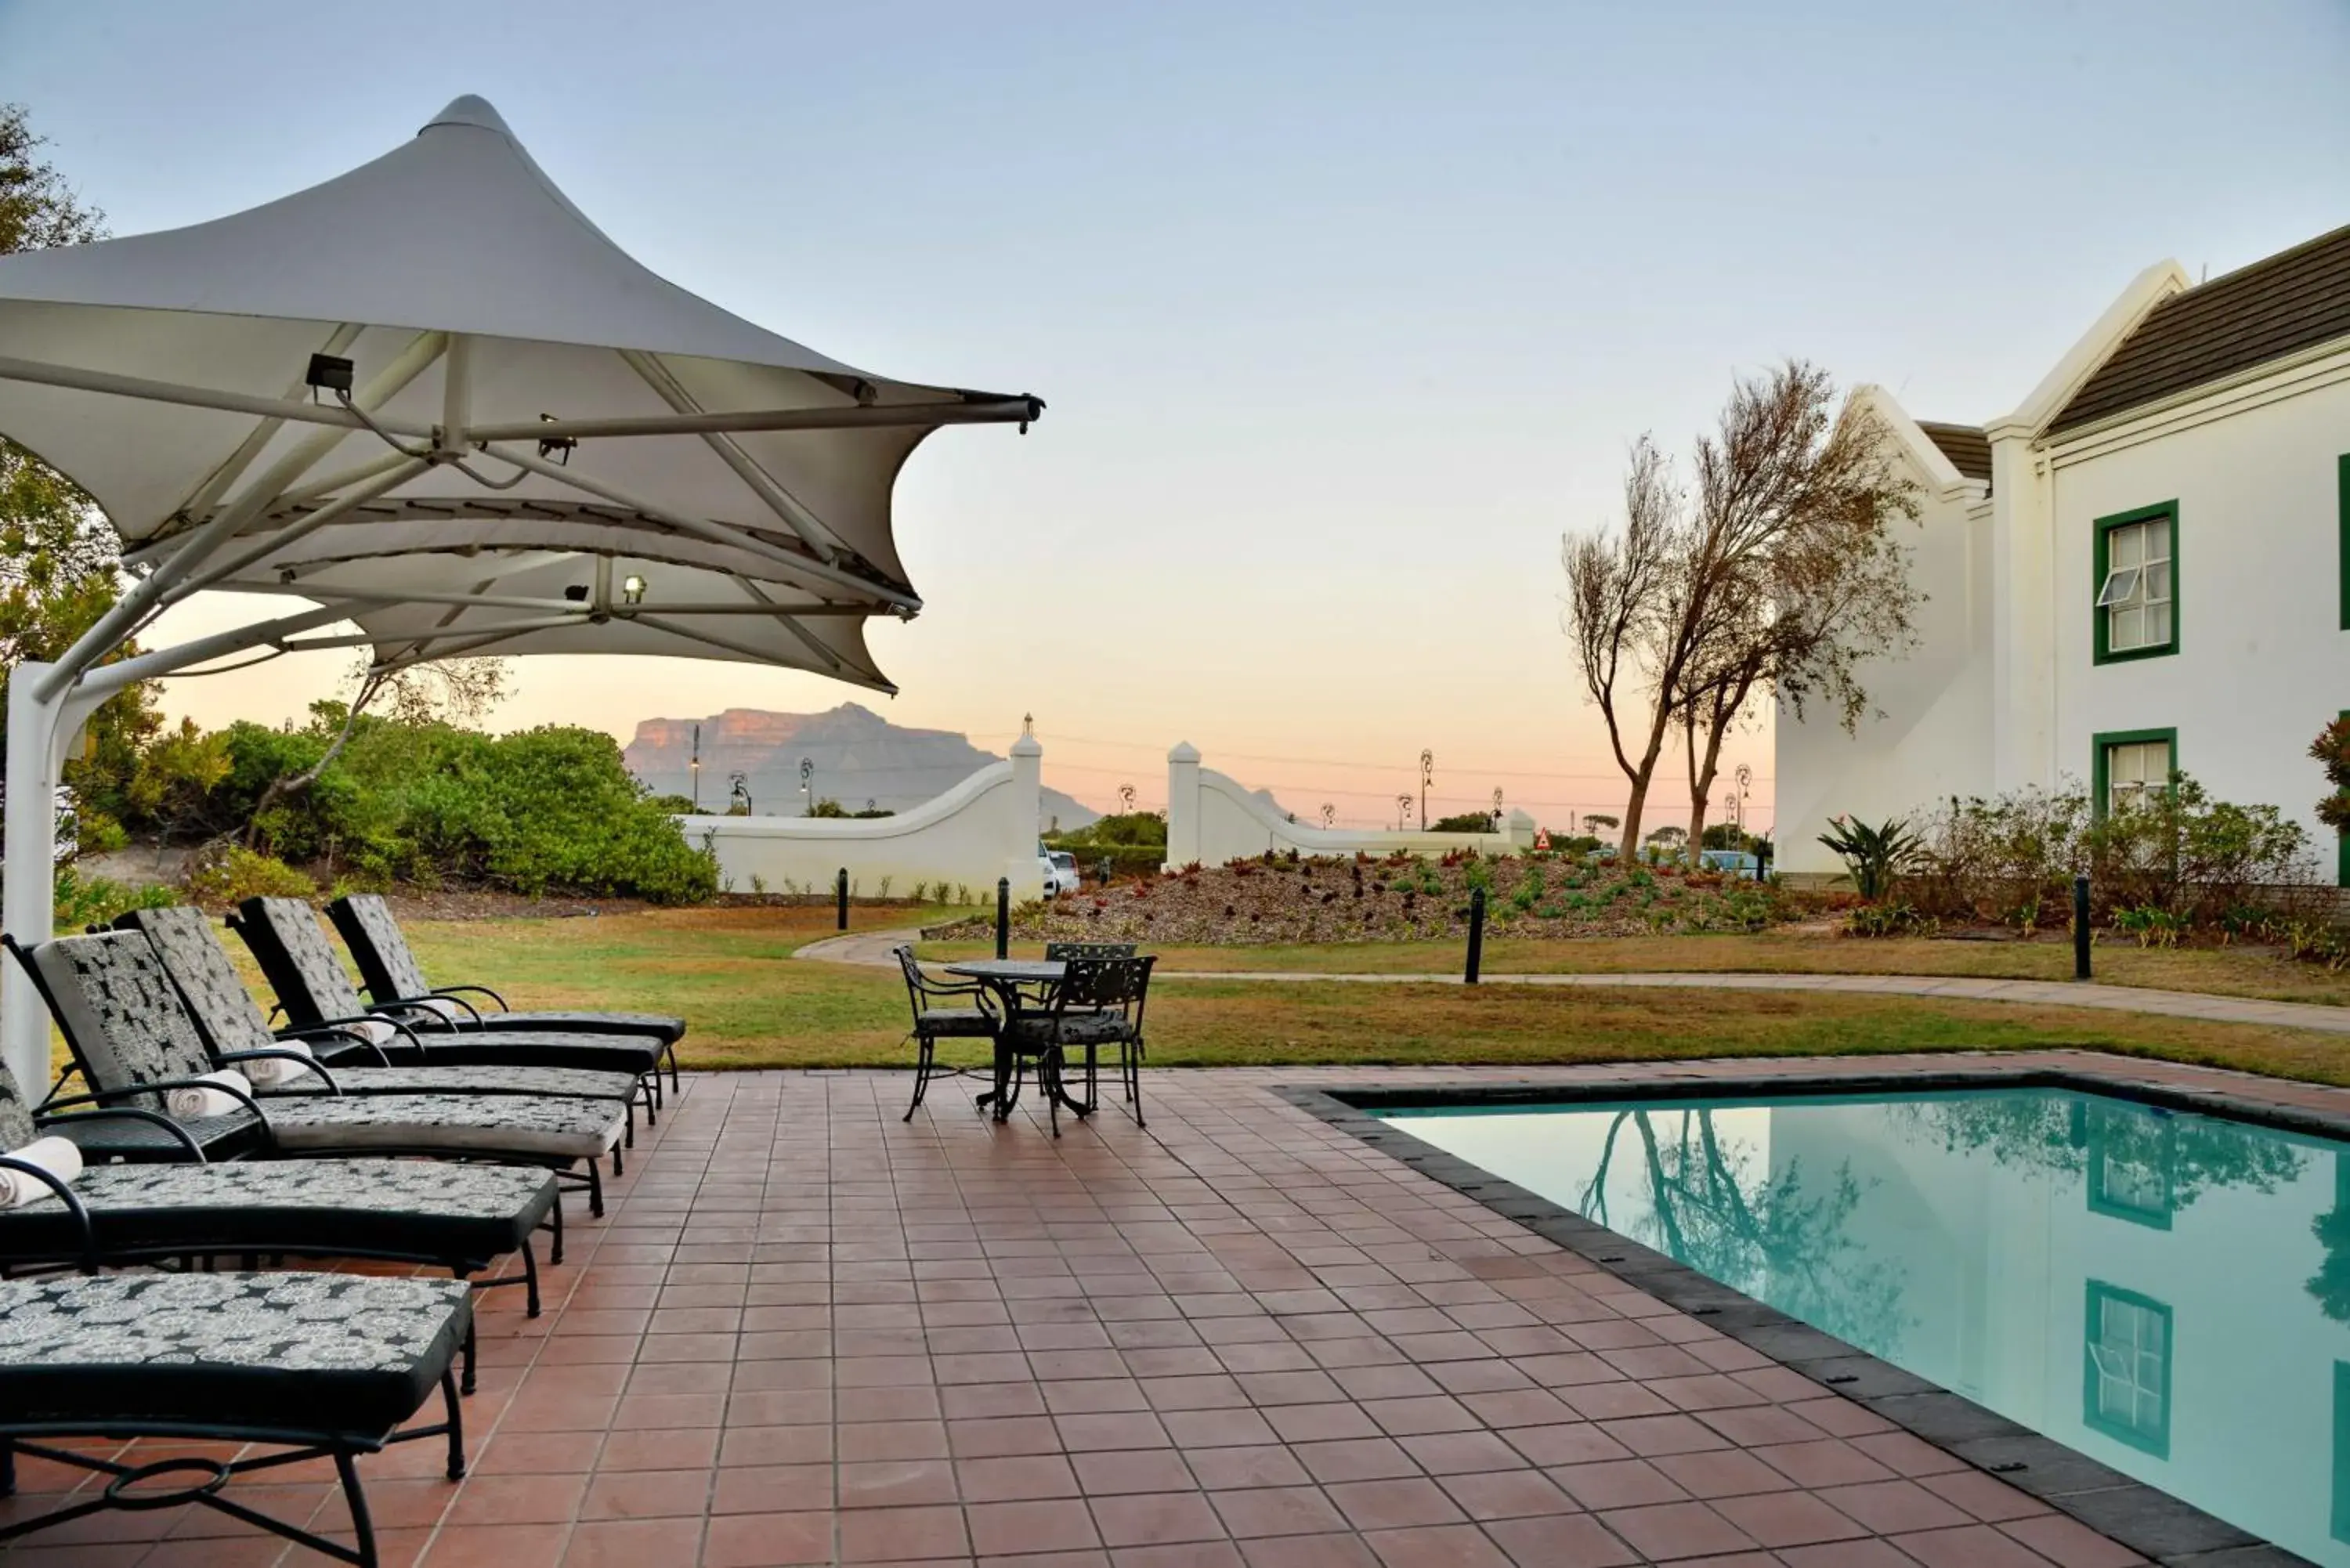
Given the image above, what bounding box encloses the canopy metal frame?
[1,331,1038,1092]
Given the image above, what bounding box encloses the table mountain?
[625,703,1101,829]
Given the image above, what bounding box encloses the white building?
[1778,222,2350,879]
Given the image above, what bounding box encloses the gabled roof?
[1914,421,1992,486]
[2050,221,2350,432]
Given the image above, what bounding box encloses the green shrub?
[1842,902,1936,938]
[1817,814,1921,901]
[52,865,175,931]
[183,845,316,906]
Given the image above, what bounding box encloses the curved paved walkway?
[799,927,2350,1035]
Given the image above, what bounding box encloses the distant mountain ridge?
[624,703,1100,829]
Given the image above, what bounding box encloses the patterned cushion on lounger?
[258,1064,641,1102]
[0,1158,558,1268]
[328,894,684,1042]
[118,906,280,1056]
[0,1272,472,1434]
[25,933,235,1112]
[235,896,374,1024]
[260,1093,623,1160]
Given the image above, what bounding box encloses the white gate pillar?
[1004,718,1044,899]
[1165,742,1201,871]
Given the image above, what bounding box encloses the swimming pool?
[1380,1086,2350,1565]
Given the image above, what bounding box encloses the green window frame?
[2091,728,2177,819]
[2084,1101,2175,1230]
[2334,1361,2350,1544]
[2083,1281,2172,1459]
[2338,454,2350,631]
[2341,710,2350,890]
[2093,500,2178,663]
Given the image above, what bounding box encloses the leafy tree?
[244,656,508,845]
[1700,822,1752,851]
[1644,825,1687,846]
[1583,814,1619,833]
[1053,811,1168,849]
[1429,811,1498,833]
[0,103,162,847]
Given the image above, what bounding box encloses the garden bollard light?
[996,877,1010,960]
[1465,887,1485,985]
[837,868,849,931]
[2073,874,2092,980]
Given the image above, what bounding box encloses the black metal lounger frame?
[0,1154,470,1568]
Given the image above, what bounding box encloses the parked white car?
[1048,851,1080,894]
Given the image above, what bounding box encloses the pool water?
[1382,1087,2350,1564]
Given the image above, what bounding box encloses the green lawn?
[370,908,2350,1086]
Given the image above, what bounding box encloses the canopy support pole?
[4,662,107,1099]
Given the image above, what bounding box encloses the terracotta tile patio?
[5,1052,2273,1566]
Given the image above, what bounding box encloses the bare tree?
[1673,367,1919,850]
[244,656,510,845]
[1564,437,1680,861]
[1565,362,1918,862]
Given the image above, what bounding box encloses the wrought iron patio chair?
[894,945,1000,1122]
[1001,955,1157,1135]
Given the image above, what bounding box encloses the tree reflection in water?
[1577,1107,1909,1354]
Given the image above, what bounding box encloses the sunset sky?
[6,2,2345,831]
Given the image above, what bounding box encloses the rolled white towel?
[0,1136,84,1209]
[352,1018,403,1047]
[240,1037,315,1087]
[164,1068,253,1120]
[414,996,464,1023]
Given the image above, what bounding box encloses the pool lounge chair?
[230,897,671,1093]
[0,1268,472,1568]
[327,891,685,1050]
[119,908,646,1130]
[0,1053,563,1317]
[9,930,631,1216]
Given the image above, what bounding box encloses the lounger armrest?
[39,1078,276,1151]
[367,1001,460,1033]
[374,990,486,1027]
[276,1024,395,1066]
[219,1048,343,1094]
[433,983,508,1011]
[34,1105,209,1162]
[0,1153,96,1268]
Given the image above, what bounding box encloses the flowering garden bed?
[927,850,1792,947]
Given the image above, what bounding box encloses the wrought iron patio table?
[942,960,1085,1119]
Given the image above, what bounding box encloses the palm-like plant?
[1817,814,1920,901]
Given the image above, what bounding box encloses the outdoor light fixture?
[620,574,646,605]
[562,584,589,602]
[536,412,575,464]
[305,352,355,398]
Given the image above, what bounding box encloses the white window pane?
[2110,525,2142,569]
[2113,606,2144,649]
[2143,518,2170,565]
[2143,562,2170,604]
[2147,602,2171,644]
[2098,568,2140,609]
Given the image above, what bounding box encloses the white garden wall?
[680,726,1047,900]
[1163,742,1535,868]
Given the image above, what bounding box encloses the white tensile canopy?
[0,95,1041,1091]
